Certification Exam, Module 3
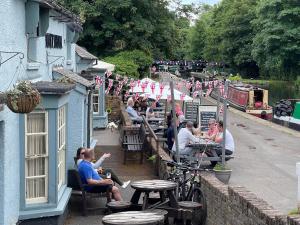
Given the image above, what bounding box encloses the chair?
[67,169,112,216]
[122,124,146,164]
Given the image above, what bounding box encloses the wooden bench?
[107,201,132,213]
[122,123,147,164]
[102,211,165,225]
[67,169,112,216]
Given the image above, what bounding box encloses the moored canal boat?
[211,83,273,119]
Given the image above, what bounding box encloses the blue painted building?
[75,45,114,129]
[0,1,103,224]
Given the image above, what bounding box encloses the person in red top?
[206,118,218,140]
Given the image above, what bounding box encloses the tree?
[252,0,300,79]
[104,50,152,78]
[59,0,179,59]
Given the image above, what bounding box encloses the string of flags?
[95,70,228,100]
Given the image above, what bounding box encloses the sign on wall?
[199,105,217,132]
[184,101,200,123]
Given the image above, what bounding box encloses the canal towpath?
[204,96,300,214]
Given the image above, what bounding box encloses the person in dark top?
[78,149,122,201]
[166,122,175,151]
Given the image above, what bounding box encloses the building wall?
[66,86,87,169]
[0,1,79,224]
[0,1,26,224]
[75,56,94,74]
[93,70,108,128]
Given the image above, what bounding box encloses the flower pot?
[7,93,41,113]
[213,169,232,184]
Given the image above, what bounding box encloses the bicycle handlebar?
[163,160,211,172]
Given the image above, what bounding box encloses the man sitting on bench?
[78,148,122,201]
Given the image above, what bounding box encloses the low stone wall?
[146,138,300,225]
[200,172,300,225]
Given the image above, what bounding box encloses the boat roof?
[230,83,265,91]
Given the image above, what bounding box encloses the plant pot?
[7,93,41,113]
[213,169,232,184]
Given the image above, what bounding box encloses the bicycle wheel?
[190,188,207,225]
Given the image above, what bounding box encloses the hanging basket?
[6,93,41,113]
[6,81,41,113]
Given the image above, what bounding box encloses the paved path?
[65,130,157,225]
[204,97,300,214]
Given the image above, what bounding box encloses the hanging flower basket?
[6,81,41,113]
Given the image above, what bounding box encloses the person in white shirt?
[172,121,198,156]
[214,120,235,155]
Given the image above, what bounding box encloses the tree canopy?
[188,0,300,79]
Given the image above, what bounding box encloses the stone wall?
[106,96,121,122]
[200,172,300,225]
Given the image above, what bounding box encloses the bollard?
[296,162,300,212]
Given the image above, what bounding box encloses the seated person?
[172,121,198,157]
[126,97,142,121]
[177,115,185,132]
[76,147,130,188]
[78,149,122,201]
[146,101,156,120]
[192,122,201,137]
[206,118,218,140]
[214,120,235,156]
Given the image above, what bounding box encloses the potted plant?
[6,81,41,113]
[213,163,232,184]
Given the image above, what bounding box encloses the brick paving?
[65,129,157,225]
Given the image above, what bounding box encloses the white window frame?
[25,112,48,204]
[93,93,99,114]
[57,106,66,189]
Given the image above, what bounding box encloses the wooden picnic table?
[130,180,178,210]
[102,211,164,225]
[186,138,232,162]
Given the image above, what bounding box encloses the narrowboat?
[211,83,273,119]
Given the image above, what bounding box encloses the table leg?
[130,190,142,204]
[142,192,149,210]
[159,191,166,202]
[167,190,178,208]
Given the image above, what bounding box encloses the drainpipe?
[87,84,95,148]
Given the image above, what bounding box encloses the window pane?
[26,178,46,199]
[27,113,45,133]
[26,158,46,177]
[26,135,47,156]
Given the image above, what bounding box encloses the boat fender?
[261,111,267,120]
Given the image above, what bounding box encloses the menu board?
[184,101,200,122]
[199,105,217,132]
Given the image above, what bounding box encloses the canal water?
[258,81,300,106]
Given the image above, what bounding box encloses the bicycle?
[163,159,210,225]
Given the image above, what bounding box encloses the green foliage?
[288,208,299,215]
[228,74,242,81]
[104,50,152,78]
[213,163,231,171]
[251,0,300,80]
[188,0,300,80]
[59,0,182,59]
